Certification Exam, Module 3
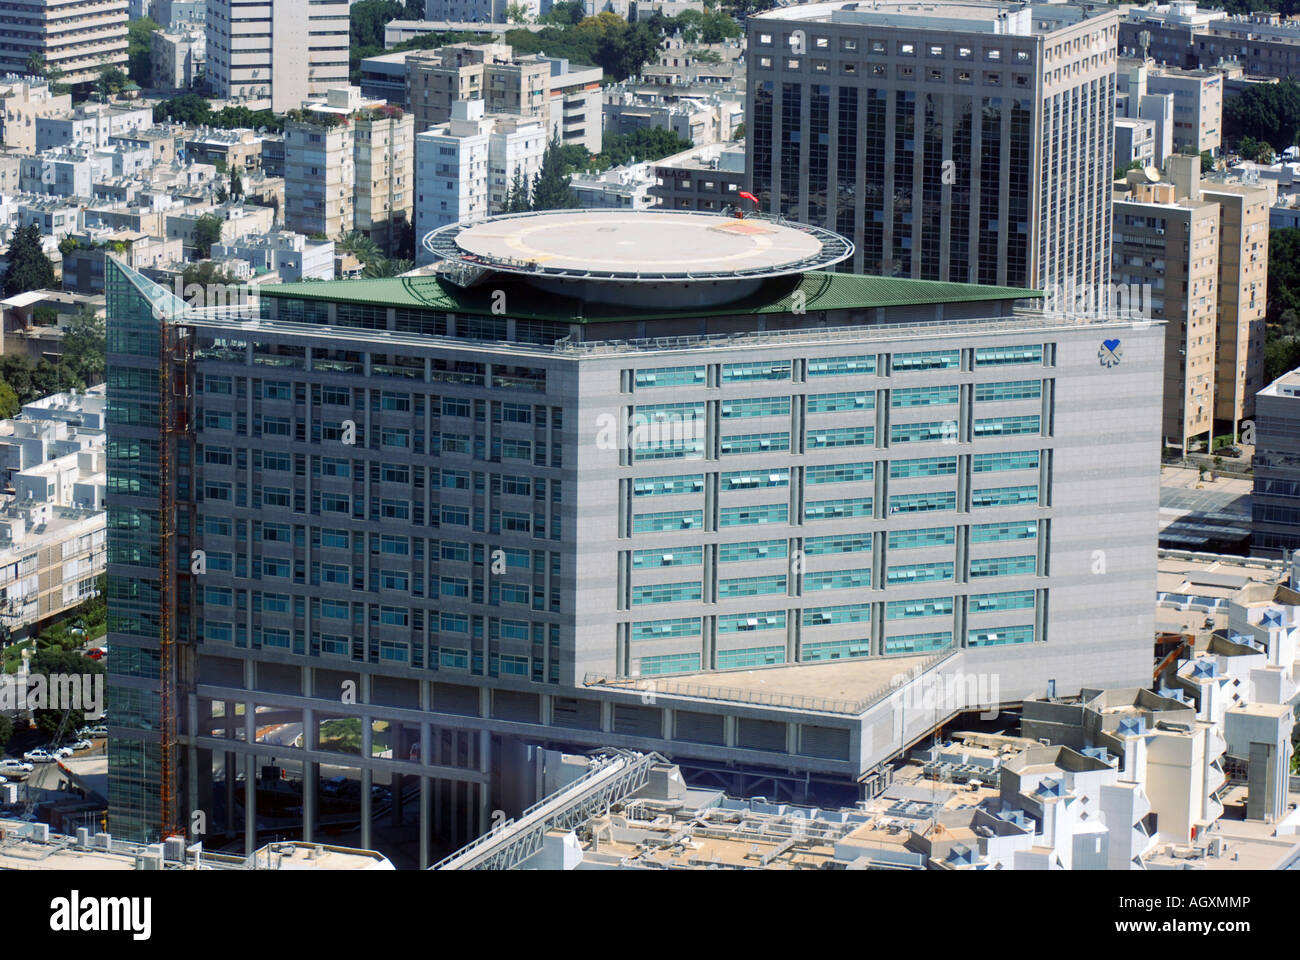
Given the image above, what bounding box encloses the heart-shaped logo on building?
[1099,338,1122,368]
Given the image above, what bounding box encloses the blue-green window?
[806,462,873,484]
[631,617,701,640]
[887,562,954,584]
[633,474,705,496]
[205,586,232,605]
[808,354,875,377]
[635,401,706,421]
[808,426,873,448]
[807,391,873,412]
[887,526,956,550]
[803,603,870,625]
[889,491,956,514]
[720,503,788,526]
[968,624,1035,647]
[632,546,703,568]
[805,567,871,590]
[969,590,1035,612]
[802,638,871,661]
[973,450,1040,473]
[717,645,785,668]
[636,366,705,387]
[893,349,959,371]
[971,521,1038,543]
[975,345,1043,366]
[970,555,1037,578]
[638,653,702,676]
[723,361,790,382]
[718,610,785,633]
[721,432,790,454]
[886,597,953,619]
[972,485,1039,508]
[721,469,789,490]
[890,456,957,478]
[974,415,1040,437]
[891,421,955,443]
[884,631,953,654]
[633,510,703,533]
[631,581,703,605]
[892,385,959,407]
[633,437,705,460]
[440,649,470,669]
[805,497,872,520]
[975,379,1041,401]
[805,533,872,555]
[718,574,787,598]
[721,396,791,418]
[719,539,788,563]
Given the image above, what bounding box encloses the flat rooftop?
[429,210,853,282]
[590,652,939,714]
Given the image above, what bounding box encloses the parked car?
[321,775,349,797]
[70,739,93,752]
[0,759,33,775]
[22,749,55,763]
[77,725,108,738]
[47,746,74,759]
[1218,446,1243,459]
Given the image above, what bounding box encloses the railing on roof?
[582,647,958,716]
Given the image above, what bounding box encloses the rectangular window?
[721,469,789,490]
[718,574,787,598]
[975,345,1043,366]
[807,355,874,377]
[804,567,871,590]
[891,421,955,444]
[638,653,702,676]
[975,379,1041,402]
[720,396,791,418]
[802,638,870,661]
[969,589,1035,612]
[807,426,873,448]
[886,597,953,619]
[884,631,952,654]
[887,561,954,584]
[806,462,872,485]
[720,432,790,455]
[973,415,1040,438]
[969,555,1036,578]
[632,510,704,533]
[631,581,703,605]
[632,546,704,568]
[631,617,701,640]
[635,366,705,387]
[722,361,791,382]
[893,349,959,371]
[888,526,955,549]
[889,491,956,514]
[890,457,957,478]
[973,450,1040,473]
[633,474,706,496]
[717,610,785,633]
[716,645,785,669]
[805,497,872,520]
[719,504,789,527]
[892,385,959,407]
[718,539,787,563]
[971,485,1039,508]
[807,391,873,412]
[968,624,1034,647]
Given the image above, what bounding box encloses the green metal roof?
[260,271,1042,324]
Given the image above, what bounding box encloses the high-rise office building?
[746,1,1118,294]
[105,209,1160,860]
[205,0,350,113]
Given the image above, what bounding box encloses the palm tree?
[336,231,382,268]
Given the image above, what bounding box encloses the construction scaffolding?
[157,312,195,840]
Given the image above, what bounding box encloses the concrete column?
[449,777,460,848]
[786,722,798,755]
[392,772,404,827]
[244,754,257,857]
[224,750,237,836]
[419,776,432,869]
[466,782,476,842]
[601,700,613,733]
[478,730,492,834]
[195,748,214,841]
[724,715,738,747]
[662,707,673,741]
[302,761,317,843]
[360,765,373,851]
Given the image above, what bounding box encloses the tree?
[60,307,105,387]
[336,231,383,268]
[362,257,413,278]
[28,647,105,743]
[126,17,160,86]
[1239,134,1276,164]
[540,0,584,25]
[505,2,529,22]
[732,122,745,141]
[181,260,238,291]
[3,224,56,297]
[0,714,12,750]
[530,135,581,211]
[589,128,693,171]
[193,213,225,259]
[96,65,128,98]
[214,182,228,203]
[1225,78,1300,152]
[26,51,46,77]
[505,167,531,213]
[230,164,244,200]
[1200,150,1214,174]
[0,381,18,420]
[153,92,211,125]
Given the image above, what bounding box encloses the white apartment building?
[414,99,491,262]
[486,113,545,213]
[35,103,154,152]
[210,230,336,281]
[571,162,658,210]
[0,0,128,87]
[205,0,351,113]
[0,386,106,642]
[0,77,72,153]
[283,116,355,239]
[151,27,206,91]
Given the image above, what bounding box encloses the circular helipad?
[424,209,853,282]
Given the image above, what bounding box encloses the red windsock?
[738,191,758,204]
